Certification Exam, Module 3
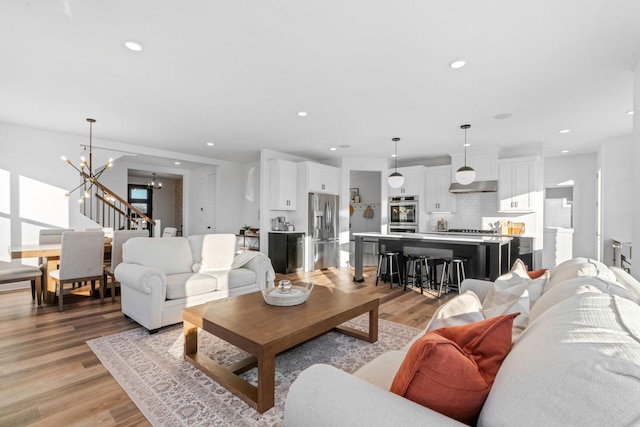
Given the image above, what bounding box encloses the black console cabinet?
[269,232,304,274]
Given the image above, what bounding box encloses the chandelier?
[147,173,163,190]
[62,118,113,203]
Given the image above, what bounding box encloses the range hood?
[449,180,498,194]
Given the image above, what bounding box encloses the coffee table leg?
[184,320,198,355]
[369,305,379,342]
[257,355,275,413]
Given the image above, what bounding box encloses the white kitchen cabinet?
[305,162,340,195]
[498,157,537,212]
[388,166,426,197]
[425,165,456,212]
[450,151,498,182]
[270,159,297,210]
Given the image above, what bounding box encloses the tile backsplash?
[428,192,536,233]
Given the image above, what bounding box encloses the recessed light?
[330,147,337,151]
[297,111,308,117]
[450,60,466,69]
[463,143,471,147]
[626,110,634,115]
[206,142,214,146]
[559,129,571,134]
[174,161,181,165]
[494,113,512,120]
[391,154,397,158]
[561,150,570,154]
[124,41,143,52]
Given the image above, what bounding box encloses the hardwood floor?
[0,266,452,426]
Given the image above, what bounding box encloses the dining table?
[8,241,112,305]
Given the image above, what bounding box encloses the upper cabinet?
[425,165,456,213]
[498,157,538,212]
[388,166,426,197]
[450,151,499,182]
[270,159,297,210]
[303,162,340,195]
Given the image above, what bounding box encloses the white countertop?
[268,230,305,234]
[353,232,512,244]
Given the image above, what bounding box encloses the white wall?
[633,61,640,278]
[544,153,598,259]
[598,135,633,265]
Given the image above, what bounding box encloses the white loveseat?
[284,258,640,426]
[114,234,274,332]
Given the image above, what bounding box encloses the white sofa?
[114,234,275,332]
[284,258,640,426]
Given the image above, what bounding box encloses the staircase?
[80,176,156,235]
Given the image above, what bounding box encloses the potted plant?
[240,224,250,235]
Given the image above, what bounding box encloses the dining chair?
[103,230,148,303]
[0,261,44,304]
[48,231,105,312]
[162,227,177,237]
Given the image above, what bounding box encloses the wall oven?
[389,226,418,233]
[389,196,418,229]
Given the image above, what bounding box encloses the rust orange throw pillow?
[527,268,547,279]
[390,313,518,425]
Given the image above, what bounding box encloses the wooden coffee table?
[182,285,379,413]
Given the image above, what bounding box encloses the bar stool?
[375,251,401,289]
[404,255,430,294]
[438,256,467,297]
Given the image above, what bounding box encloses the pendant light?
[455,124,476,185]
[388,137,405,188]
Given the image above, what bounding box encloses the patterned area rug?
[87,315,420,426]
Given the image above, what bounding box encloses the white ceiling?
[1,1,639,164]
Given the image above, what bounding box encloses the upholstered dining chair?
[162,227,177,237]
[103,230,148,303]
[0,261,44,304]
[48,231,105,312]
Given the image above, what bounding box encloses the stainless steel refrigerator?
[308,192,339,270]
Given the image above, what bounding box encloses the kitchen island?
[352,232,512,283]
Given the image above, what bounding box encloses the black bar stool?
[404,255,429,294]
[375,251,401,288]
[438,256,467,297]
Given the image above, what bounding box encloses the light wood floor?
[0,266,453,426]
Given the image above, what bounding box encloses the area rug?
[87,315,421,426]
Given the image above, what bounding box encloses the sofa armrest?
[461,278,493,301]
[114,263,167,297]
[241,254,275,289]
[284,364,466,427]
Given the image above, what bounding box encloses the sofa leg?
[148,328,159,334]
[123,314,130,319]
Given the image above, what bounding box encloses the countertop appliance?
[308,193,339,270]
[389,196,418,230]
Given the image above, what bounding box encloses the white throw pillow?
[495,258,530,286]
[482,281,530,341]
[609,266,640,302]
[403,291,484,351]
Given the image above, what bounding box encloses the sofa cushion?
[390,313,518,426]
[188,234,237,272]
[548,257,616,288]
[529,276,636,322]
[479,291,640,427]
[609,266,640,301]
[122,237,193,275]
[165,273,217,300]
[201,268,256,291]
